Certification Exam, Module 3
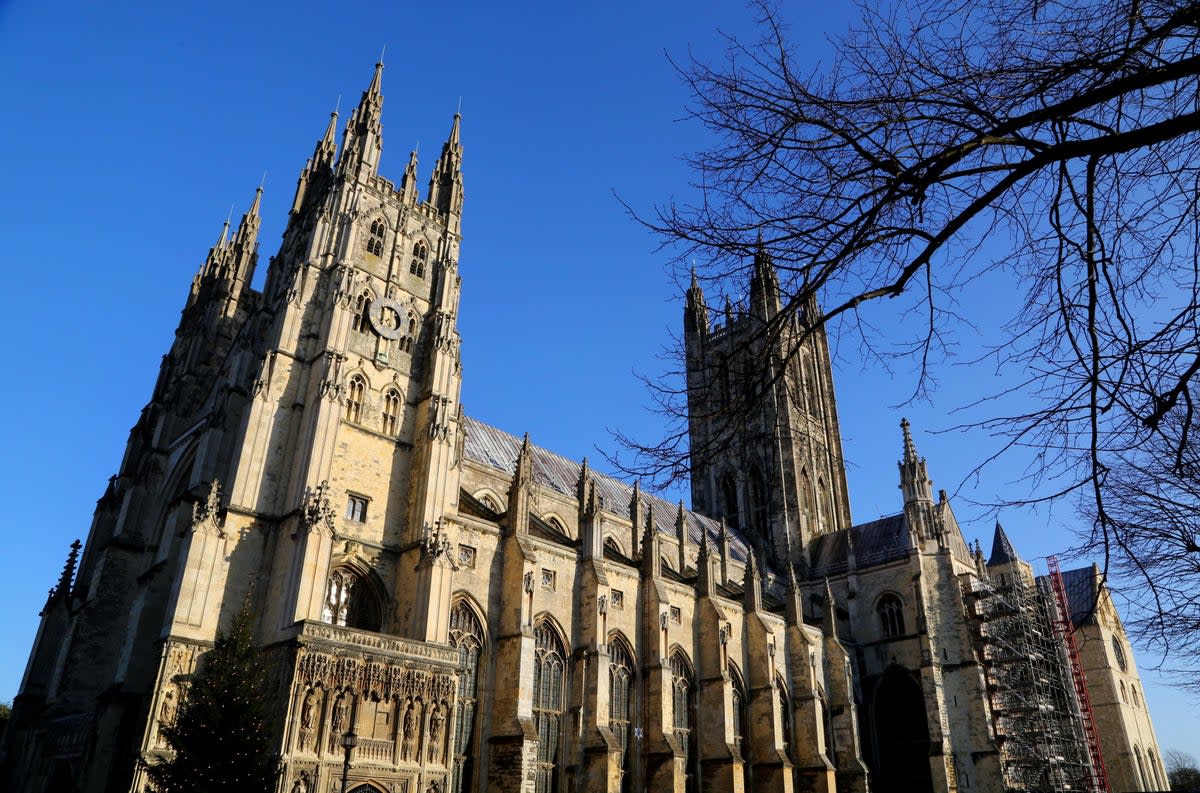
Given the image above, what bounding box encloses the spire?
[822,577,839,639]
[901,418,919,464]
[749,236,782,320]
[51,539,81,603]
[898,417,934,505]
[428,112,464,220]
[505,433,534,535]
[684,267,709,335]
[316,110,339,170]
[743,549,762,612]
[400,147,419,204]
[337,62,385,180]
[987,521,1020,566]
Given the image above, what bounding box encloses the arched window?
[367,219,386,256]
[351,291,372,334]
[777,676,793,760]
[533,622,566,793]
[1120,680,1128,704]
[450,601,485,793]
[1112,635,1128,671]
[877,594,905,638]
[382,389,401,435]
[730,664,749,787]
[800,468,816,524]
[609,638,634,792]
[670,651,697,793]
[322,567,382,631]
[345,375,366,423]
[604,537,624,558]
[816,478,829,529]
[410,241,428,278]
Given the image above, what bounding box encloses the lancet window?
[609,638,634,791]
[730,665,749,787]
[411,241,428,278]
[367,219,386,256]
[877,594,905,638]
[533,622,566,793]
[352,291,372,334]
[670,651,697,793]
[450,601,484,793]
[346,375,366,423]
[777,676,793,759]
[382,389,401,435]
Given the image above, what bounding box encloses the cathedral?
[1,63,1170,793]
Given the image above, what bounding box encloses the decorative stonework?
[300,481,336,536]
[190,480,224,536]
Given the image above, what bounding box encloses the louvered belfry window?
[450,601,484,793]
[609,640,634,789]
[533,622,566,793]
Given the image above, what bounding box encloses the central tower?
[683,250,851,567]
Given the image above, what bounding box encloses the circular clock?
[367,298,406,340]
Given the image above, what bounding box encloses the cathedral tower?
[683,249,851,567]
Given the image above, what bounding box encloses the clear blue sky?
[0,0,1194,757]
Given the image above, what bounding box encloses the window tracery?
[533,622,566,793]
[367,219,386,256]
[877,594,905,638]
[346,375,366,423]
[450,601,484,793]
[609,639,634,791]
[382,389,401,435]
[670,651,697,793]
[410,241,428,278]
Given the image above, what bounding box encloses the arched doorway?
[870,666,933,793]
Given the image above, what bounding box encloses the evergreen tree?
[147,600,279,793]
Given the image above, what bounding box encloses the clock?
[367,298,406,340]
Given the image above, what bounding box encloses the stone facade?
[1,62,1167,793]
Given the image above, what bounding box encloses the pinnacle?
[900,417,919,464]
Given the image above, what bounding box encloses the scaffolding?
[961,566,1094,792]
[1046,556,1111,793]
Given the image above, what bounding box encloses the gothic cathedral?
[2,63,1170,793]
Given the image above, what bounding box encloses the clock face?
[367,298,406,340]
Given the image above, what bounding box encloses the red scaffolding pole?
[1047,555,1111,793]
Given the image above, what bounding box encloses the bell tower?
[684,249,851,567]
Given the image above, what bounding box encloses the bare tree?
[1165,748,1200,789]
[617,0,1200,676]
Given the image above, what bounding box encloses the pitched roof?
[809,513,910,577]
[461,416,752,563]
[1038,564,1101,627]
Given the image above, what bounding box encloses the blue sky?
[1,0,1195,756]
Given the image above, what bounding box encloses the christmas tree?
[147,599,279,793]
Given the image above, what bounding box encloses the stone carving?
[190,479,223,536]
[422,519,452,564]
[401,699,421,761]
[597,595,608,615]
[523,571,534,594]
[328,691,349,753]
[298,688,317,751]
[291,770,310,793]
[428,394,452,440]
[301,481,336,536]
[427,701,446,765]
[156,689,176,746]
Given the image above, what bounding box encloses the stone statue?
[329,692,349,753]
[291,771,310,793]
[298,689,316,750]
[427,702,445,765]
[401,700,420,761]
[157,689,176,746]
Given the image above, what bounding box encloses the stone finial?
[54,539,82,600]
[743,549,762,612]
[822,577,839,640]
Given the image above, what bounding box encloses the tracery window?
[670,651,697,793]
[609,638,634,792]
[1112,635,1128,671]
[322,567,381,631]
[346,375,366,423]
[533,622,566,793]
[720,473,739,529]
[382,389,401,435]
[411,241,428,278]
[877,594,905,638]
[351,291,372,334]
[450,601,485,793]
[367,219,386,256]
